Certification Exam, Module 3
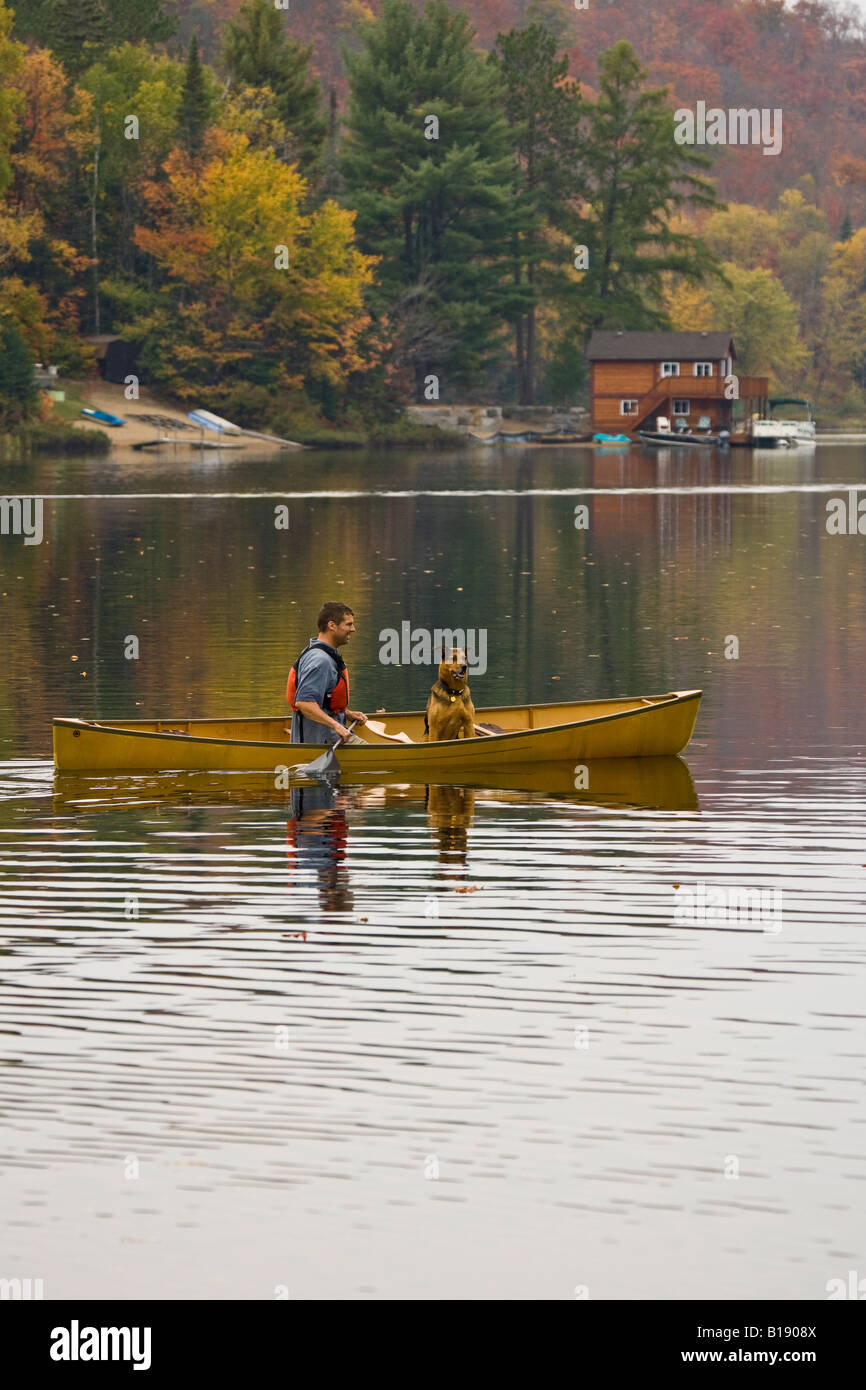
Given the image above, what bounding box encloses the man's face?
[329,613,356,646]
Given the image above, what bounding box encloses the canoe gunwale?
[53,690,702,754]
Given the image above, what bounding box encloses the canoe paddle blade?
[289,721,357,780]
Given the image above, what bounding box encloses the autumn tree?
[815,229,866,396]
[709,264,808,381]
[122,135,378,414]
[80,42,185,285]
[0,0,23,197]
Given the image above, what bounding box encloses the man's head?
[317,601,356,647]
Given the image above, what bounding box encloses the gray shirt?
[290,641,348,746]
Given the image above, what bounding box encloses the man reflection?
[286,782,353,913]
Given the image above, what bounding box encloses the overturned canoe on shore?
[53,690,702,773]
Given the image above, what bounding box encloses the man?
[287,601,368,746]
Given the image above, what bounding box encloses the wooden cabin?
[587,330,768,434]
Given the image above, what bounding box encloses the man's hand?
[347,709,367,725]
[335,724,354,743]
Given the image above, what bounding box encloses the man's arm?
[295,699,353,742]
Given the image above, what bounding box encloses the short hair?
[317,601,354,632]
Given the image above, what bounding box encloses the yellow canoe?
[52,690,702,773]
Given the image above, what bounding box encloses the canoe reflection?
[52,755,698,811]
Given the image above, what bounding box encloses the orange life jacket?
[286,641,350,714]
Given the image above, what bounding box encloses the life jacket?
[286,640,350,714]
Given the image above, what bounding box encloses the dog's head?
[438,648,469,692]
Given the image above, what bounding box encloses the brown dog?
[425,649,476,740]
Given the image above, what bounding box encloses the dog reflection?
[426,784,475,866]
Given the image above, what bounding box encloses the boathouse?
[586,330,768,434]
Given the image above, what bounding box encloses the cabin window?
[620,399,639,415]
[673,399,690,415]
[661,362,680,377]
[694,362,713,376]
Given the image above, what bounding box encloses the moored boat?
[748,398,816,447]
[638,414,728,448]
[81,407,126,426]
[53,690,702,773]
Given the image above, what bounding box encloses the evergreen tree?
[12,0,175,54]
[45,0,109,76]
[839,212,853,242]
[0,317,38,425]
[341,0,527,400]
[222,0,326,171]
[490,24,583,403]
[176,35,212,159]
[566,42,722,336]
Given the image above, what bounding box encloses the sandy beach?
[74,381,296,452]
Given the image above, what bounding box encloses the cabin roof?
[587,330,735,361]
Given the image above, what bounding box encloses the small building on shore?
[85,335,142,385]
[587,330,768,435]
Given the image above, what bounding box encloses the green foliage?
[12,420,111,453]
[341,0,525,399]
[12,0,175,68]
[709,264,807,380]
[0,1,23,198]
[567,42,722,336]
[0,315,38,424]
[222,0,326,172]
[489,23,582,402]
[80,43,185,296]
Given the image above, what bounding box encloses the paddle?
[294,720,357,778]
[364,719,413,744]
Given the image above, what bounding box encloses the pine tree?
[222,0,326,171]
[490,24,583,403]
[0,317,38,425]
[45,0,109,76]
[176,36,212,160]
[12,0,175,52]
[839,212,853,242]
[341,0,527,400]
[567,41,721,336]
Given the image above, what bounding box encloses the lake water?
[1,441,864,1299]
